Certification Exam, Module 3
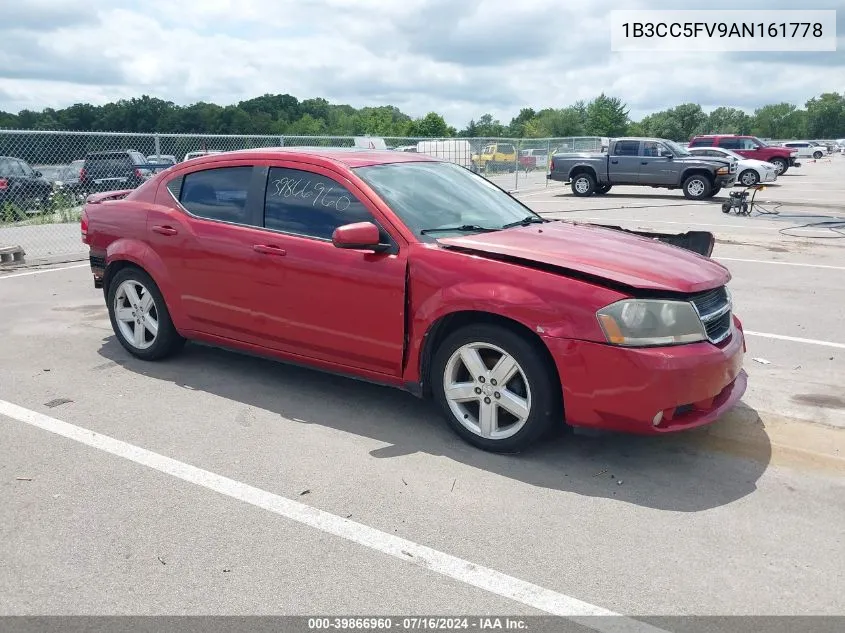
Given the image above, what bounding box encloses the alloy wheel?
[442,342,532,440]
[113,279,159,350]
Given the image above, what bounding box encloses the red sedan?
[81,148,747,452]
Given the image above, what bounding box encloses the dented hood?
[436,221,730,293]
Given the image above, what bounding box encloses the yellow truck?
[471,142,517,173]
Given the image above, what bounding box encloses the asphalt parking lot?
[1,156,844,624]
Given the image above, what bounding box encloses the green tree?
[585,94,629,136]
[472,113,508,137]
[668,103,707,140]
[805,92,845,138]
[410,112,453,137]
[508,107,536,136]
[638,111,682,140]
[530,107,586,137]
[706,107,752,135]
[751,103,806,139]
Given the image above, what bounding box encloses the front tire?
[431,324,560,453]
[739,169,759,186]
[769,158,788,174]
[682,174,712,200]
[813,151,823,160]
[570,173,596,196]
[107,267,185,361]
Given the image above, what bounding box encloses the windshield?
[355,161,541,240]
[704,148,743,160]
[663,140,690,157]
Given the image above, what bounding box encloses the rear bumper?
[543,317,747,434]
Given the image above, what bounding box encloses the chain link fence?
[0,130,602,265]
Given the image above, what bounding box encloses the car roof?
[179,147,442,168]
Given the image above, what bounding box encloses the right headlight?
[596,299,706,347]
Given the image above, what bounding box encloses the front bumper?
[543,317,746,434]
[716,174,736,188]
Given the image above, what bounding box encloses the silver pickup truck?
[548,137,737,200]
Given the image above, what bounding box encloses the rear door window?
[613,140,640,156]
[717,138,742,150]
[179,166,253,225]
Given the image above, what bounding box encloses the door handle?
[610,160,619,164]
[152,225,177,236]
[253,244,287,256]
[641,161,648,165]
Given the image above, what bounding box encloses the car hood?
[741,158,776,170]
[436,221,730,293]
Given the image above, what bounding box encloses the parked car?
[81,148,746,452]
[81,150,152,194]
[0,155,53,214]
[147,154,177,166]
[688,135,799,174]
[53,159,87,199]
[183,150,224,162]
[518,148,549,171]
[549,137,737,199]
[687,147,778,186]
[779,141,826,160]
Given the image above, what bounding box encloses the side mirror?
[664,154,673,160]
[35,171,43,178]
[332,222,387,252]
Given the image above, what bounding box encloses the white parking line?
[0,263,88,280]
[0,398,667,633]
[744,331,845,350]
[717,257,845,270]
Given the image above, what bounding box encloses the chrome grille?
[690,286,732,344]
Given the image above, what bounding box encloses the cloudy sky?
[1,0,842,126]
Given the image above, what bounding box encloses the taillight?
[80,209,89,243]
[134,168,142,179]
[0,178,8,191]
[79,167,87,181]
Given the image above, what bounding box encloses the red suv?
[688,135,799,175]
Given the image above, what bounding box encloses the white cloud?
[0,0,841,127]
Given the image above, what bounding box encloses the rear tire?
[107,267,185,361]
[570,173,597,196]
[431,324,560,453]
[682,174,712,200]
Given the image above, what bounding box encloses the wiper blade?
[500,216,549,229]
[420,224,497,235]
